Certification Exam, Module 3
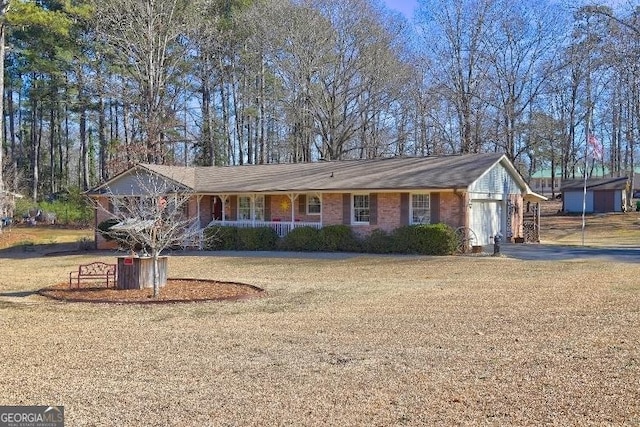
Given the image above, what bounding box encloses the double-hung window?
[238,195,265,221]
[411,193,430,224]
[307,195,321,215]
[352,194,370,224]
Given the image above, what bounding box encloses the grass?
[0,225,92,249]
[0,207,639,425]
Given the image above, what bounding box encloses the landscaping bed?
[38,278,265,303]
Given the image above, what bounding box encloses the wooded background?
[2,0,640,200]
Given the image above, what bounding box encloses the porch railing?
[206,220,322,237]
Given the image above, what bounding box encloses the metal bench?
[69,262,117,288]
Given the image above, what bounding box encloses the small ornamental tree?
[94,170,199,298]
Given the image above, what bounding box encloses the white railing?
[206,220,322,237]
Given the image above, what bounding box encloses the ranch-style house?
[90,153,545,249]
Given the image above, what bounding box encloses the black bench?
[69,262,117,288]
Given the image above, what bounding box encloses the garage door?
[470,200,503,246]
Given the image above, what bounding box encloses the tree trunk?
[152,248,160,298]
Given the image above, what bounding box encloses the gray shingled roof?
[561,177,628,192]
[136,153,510,193]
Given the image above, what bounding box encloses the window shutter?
[298,194,306,215]
[342,194,351,224]
[229,196,237,220]
[264,195,271,220]
[400,193,409,226]
[430,193,440,223]
[370,193,378,225]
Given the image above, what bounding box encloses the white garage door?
[470,200,503,246]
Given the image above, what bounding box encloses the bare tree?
[418,0,496,154]
[94,0,194,165]
[95,168,199,297]
[482,1,560,162]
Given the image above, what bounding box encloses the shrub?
[204,226,238,250]
[423,223,457,255]
[362,228,394,254]
[279,226,322,251]
[237,227,279,250]
[13,187,94,226]
[391,223,457,255]
[320,224,360,252]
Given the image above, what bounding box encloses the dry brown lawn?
[0,208,639,425]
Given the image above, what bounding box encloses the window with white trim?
[254,195,265,221]
[411,193,430,224]
[352,194,370,223]
[307,195,321,215]
[238,196,251,220]
[238,195,264,220]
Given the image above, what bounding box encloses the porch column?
[220,194,229,223]
[196,195,203,228]
[288,193,299,226]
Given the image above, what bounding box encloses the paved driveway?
[500,243,640,263]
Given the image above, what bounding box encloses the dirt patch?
[38,278,265,303]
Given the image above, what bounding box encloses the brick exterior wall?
[509,194,524,240]
[323,191,466,236]
[199,195,213,228]
[93,190,521,249]
[321,193,344,226]
[94,196,118,250]
[439,192,466,229]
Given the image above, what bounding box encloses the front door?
[212,196,223,220]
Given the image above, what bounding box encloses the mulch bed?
[38,278,265,304]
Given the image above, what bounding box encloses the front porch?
[206,219,322,237]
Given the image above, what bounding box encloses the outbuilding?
[560,177,629,213]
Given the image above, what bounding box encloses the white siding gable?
[468,161,523,198]
[103,170,177,195]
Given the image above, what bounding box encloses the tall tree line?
[2,0,640,200]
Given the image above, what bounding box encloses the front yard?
[0,250,638,425]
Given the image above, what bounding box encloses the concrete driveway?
[499,243,640,263]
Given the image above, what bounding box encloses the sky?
[382,0,418,20]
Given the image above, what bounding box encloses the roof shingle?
[138,153,509,193]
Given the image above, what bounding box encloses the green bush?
[279,226,322,251]
[320,224,360,252]
[423,223,457,255]
[362,228,394,254]
[13,188,94,226]
[204,226,238,250]
[391,223,456,255]
[237,227,279,250]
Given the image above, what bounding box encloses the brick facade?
[94,190,520,249]
[94,196,118,250]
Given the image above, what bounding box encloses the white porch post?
[196,195,203,228]
[288,193,298,226]
[220,194,228,223]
